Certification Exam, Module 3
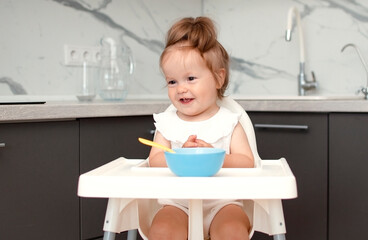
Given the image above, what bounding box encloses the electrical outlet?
[64,44,101,66]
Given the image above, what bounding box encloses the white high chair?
[78,96,297,240]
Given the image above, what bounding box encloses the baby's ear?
[216,68,226,89]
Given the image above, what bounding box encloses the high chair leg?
[103,228,137,240]
[103,198,139,240]
[127,229,138,240]
[273,234,286,240]
[267,199,286,234]
[103,231,116,240]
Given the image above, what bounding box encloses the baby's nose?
[177,83,188,93]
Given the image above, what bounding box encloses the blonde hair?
[160,17,229,98]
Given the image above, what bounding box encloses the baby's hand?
[195,138,213,148]
[182,135,199,148]
[182,135,213,148]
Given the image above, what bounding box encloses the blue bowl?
[164,148,225,177]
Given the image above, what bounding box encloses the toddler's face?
[161,49,221,121]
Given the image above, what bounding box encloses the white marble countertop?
[1,96,368,122]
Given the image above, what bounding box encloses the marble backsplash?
[1,0,368,100]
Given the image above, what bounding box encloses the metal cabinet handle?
[0,143,5,148]
[254,124,309,130]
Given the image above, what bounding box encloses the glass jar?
[99,37,134,101]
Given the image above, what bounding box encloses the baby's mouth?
[180,98,194,104]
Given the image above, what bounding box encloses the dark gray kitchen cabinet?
[79,116,154,240]
[329,113,368,240]
[248,112,328,240]
[0,120,79,240]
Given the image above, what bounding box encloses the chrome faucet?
[285,7,317,96]
[341,43,368,100]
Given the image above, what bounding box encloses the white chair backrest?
[217,97,262,167]
[164,96,261,168]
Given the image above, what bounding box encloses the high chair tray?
[78,157,297,200]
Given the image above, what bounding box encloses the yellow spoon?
[138,138,176,153]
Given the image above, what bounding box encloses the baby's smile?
[180,98,194,104]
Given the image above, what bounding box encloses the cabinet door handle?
[0,143,5,148]
[254,124,309,130]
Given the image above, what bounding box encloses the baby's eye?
[188,76,196,81]
[167,80,177,86]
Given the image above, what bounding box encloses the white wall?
[1,0,367,100]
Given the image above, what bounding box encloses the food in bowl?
[164,148,225,177]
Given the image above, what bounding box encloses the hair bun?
[166,17,218,52]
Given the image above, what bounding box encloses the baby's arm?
[187,124,254,168]
[224,123,255,168]
[148,131,171,167]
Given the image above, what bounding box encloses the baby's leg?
[148,205,188,240]
[209,204,251,240]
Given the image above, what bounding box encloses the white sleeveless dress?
[153,106,244,239]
